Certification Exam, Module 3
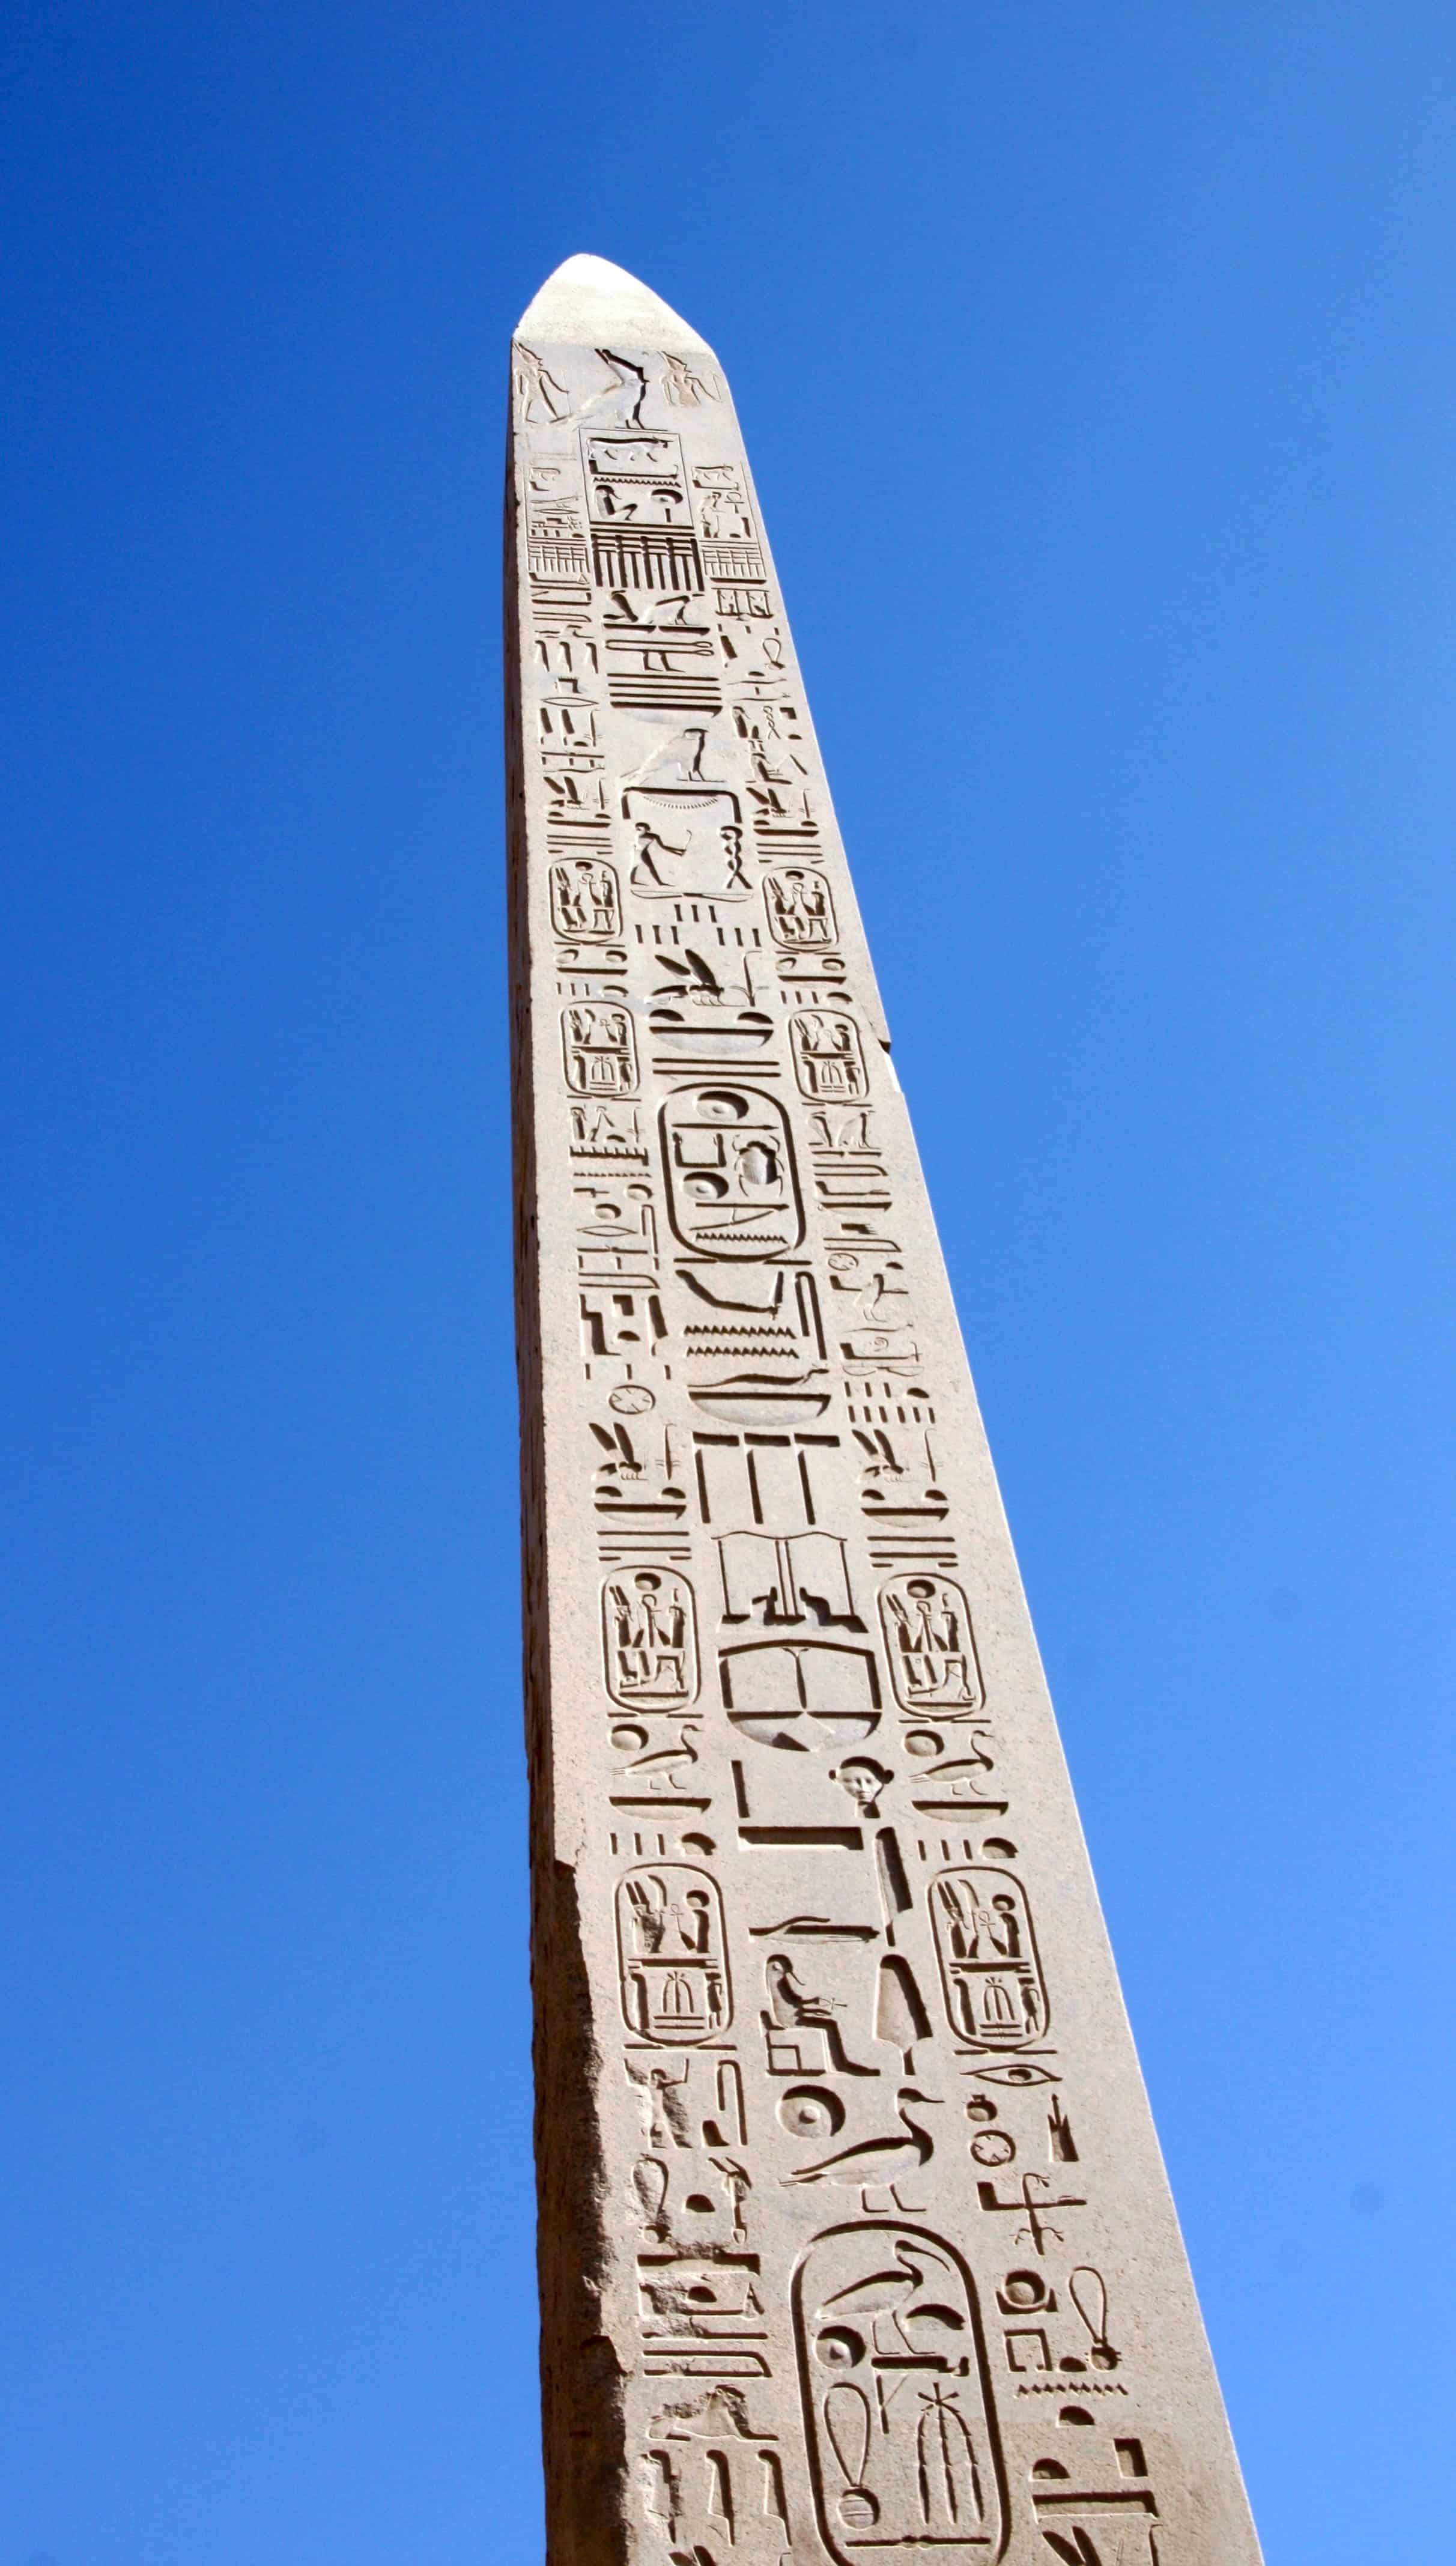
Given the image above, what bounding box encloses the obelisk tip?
[514,254,716,359]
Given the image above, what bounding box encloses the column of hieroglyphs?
[505,256,1263,2566]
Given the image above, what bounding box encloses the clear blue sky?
[2,6,1453,2561]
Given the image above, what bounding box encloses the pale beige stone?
[506,256,1263,2566]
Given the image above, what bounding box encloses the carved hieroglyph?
[507,255,1263,2566]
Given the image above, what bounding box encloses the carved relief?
[828,1243,919,1374]
[931,1867,1048,2046]
[790,1009,870,1101]
[594,527,703,593]
[857,1425,948,1521]
[693,1429,843,1532]
[1031,2417,1161,2566]
[792,2224,1004,2562]
[808,1105,893,1210]
[715,577,774,619]
[603,587,720,713]
[704,539,768,584]
[529,533,590,583]
[569,1097,645,1163]
[648,945,773,1060]
[879,1576,984,1711]
[638,2252,765,2348]
[565,348,651,431]
[562,1002,638,1096]
[762,1952,879,2079]
[590,1412,687,1520]
[718,1639,882,1743]
[509,269,1262,2566]
[624,2050,748,2154]
[677,1262,823,1398]
[580,1281,666,1366]
[602,1570,700,1708]
[583,425,702,594]
[626,785,748,900]
[538,689,600,765]
[660,350,723,407]
[765,864,837,948]
[661,1085,805,1258]
[542,769,608,822]
[692,465,756,542]
[717,1532,861,1627]
[584,430,688,524]
[550,855,621,940]
[617,1863,732,2043]
[575,1169,655,1259]
[641,2385,786,2563]
[611,1720,700,1798]
[512,343,568,424]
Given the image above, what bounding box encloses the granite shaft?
[505,255,1262,2566]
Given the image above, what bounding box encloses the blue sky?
[2,5,1454,2560]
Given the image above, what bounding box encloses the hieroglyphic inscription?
[508,257,1263,2565]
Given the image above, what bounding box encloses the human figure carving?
[632,817,693,884]
[553,860,617,937]
[698,484,753,541]
[512,342,568,422]
[763,1954,878,2076]
[767,868,831,944]
[661,349,720,406]
[834,1757,894,1820]
[886,1581,973,1698]
[625,2054,692,2150]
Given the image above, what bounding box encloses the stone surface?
[506,256,1263,2566]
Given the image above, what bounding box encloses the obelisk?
[506,255,1262,2566]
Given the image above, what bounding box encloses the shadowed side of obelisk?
[505,256,1263,2566]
